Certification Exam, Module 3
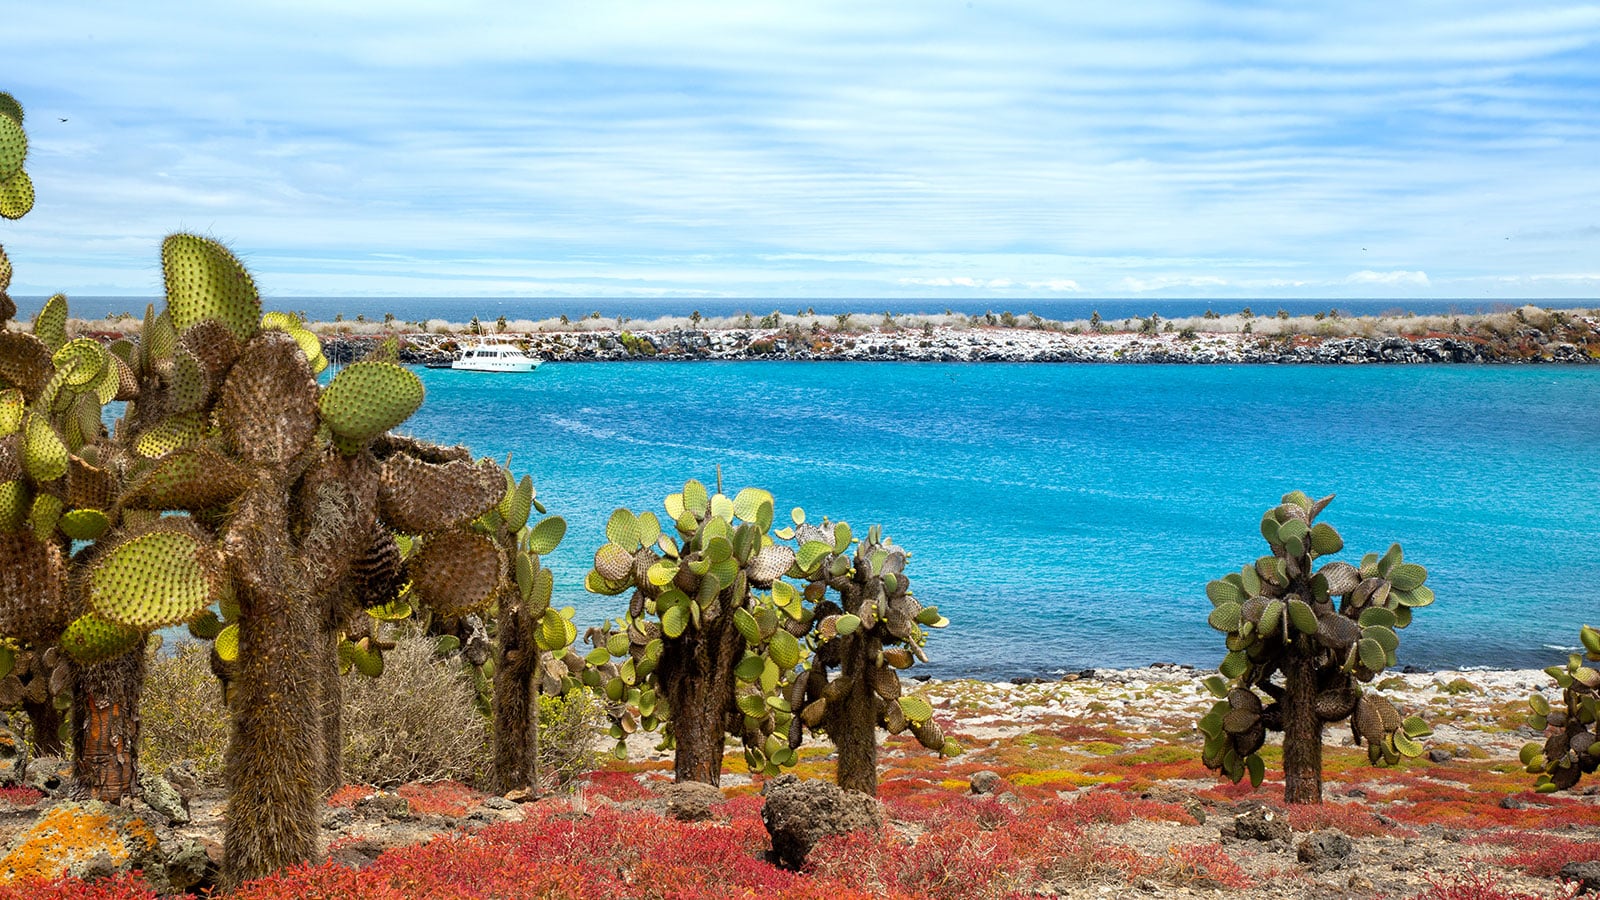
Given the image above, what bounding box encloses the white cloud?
[2,2,1598,298]
[1346,270,1432,286]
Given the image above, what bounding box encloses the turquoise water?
[400,362,1600,679]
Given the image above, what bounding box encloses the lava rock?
[1297,829,1356,871]
[139,772,190,825]
[355,792,412,820]
[1560,861,1600,893]
[1227,806,1291,843]
[663,782,722,822]
[969,771,1004,795]
[1427,749,1453,763]
[761,774,883,869]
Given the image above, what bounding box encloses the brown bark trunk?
[23,697,64,758]
[828,631,882,795]
[492,606,537,794]
[70,650,146,803]
[1281,650,1323,804]
[660,610,745,786]
[222,485,324,892]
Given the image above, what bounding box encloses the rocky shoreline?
[322,323,1600,366]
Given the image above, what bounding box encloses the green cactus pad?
[319,361,424,452]
[32,295,68,354]
[769,630,801,670]
[122,446,252,511]
[606,508,641,549]
[60,614,144,665]
[1286,599,1318,635]
[57,508,110,541]
[90,529,222,629]
[526,516,566,555]
[1387,562,1427,592]
[216,332,319,464]
[0,113,23,182]
[0,390,20,436]
[1309,522,1343,556]
[0,245,10,294]
[18,413,68,486]
[160,234,262,342]
[133,412,210,459]
[1208,603,1242,633]
[0,171,32,220]
[0,480,27,532]
[898,695,934,724]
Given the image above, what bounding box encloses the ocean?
[397,360,1600,680]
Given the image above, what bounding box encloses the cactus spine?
[1521,625,1600,792]
[1199,492,1435,804]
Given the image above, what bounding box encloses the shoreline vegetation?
[55,303,1600,364]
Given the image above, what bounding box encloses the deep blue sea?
[394,361,1600,680]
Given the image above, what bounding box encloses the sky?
[2,1,1598,301]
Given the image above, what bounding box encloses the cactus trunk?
[69,651,145,803]
[222,485,324,890]
[1282,651,1323,804]
[829,632,883,795]
[492,607,537,793]
[661,612,745,786]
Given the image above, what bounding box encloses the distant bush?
[342,634,490,788]
[140,643,229,783]
[534,689,604,790]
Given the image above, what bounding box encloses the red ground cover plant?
[0,873,157,900]
[397,781,484,818]
[1407,871,1582,900]
[0,786,43,807]
[326,784,372,808]
[1469,832,1600,878]
[1285,800,1403,838]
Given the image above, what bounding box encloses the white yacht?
[450,341,542,372]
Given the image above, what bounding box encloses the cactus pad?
[60,613,143,664]
[407,528,505,618]
[122,445,251,510]
[215,332,320,464]
[0,532,69,644]
[0,113,23,182]
[319,361,424,453]
[22,412,68,482]
[133,412,210,459]
[160,234,262,341]
[0,171,31,220]
[0,337,46,404]
[377,452,505,534]
[89,528,223,629]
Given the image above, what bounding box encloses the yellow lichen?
[0,804,156,884]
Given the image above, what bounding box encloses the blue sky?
[3,1,1598,300]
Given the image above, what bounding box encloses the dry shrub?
[533,689,604,790]
[139,642,229,782]
[341,633,490,787]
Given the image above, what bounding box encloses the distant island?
[65,303,1600,365]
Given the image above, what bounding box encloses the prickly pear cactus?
[1521,625,1600,792]
[1199,492,1435,804]
[783,512,955,794]
[584,481,819,785]
[0,93,33,220]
